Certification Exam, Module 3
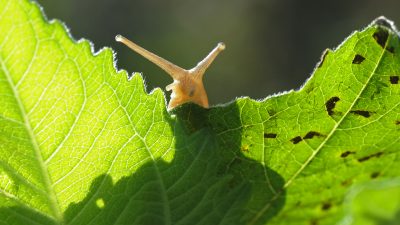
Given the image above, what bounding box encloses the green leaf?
[1,0,400,225]
[340,178,400,225]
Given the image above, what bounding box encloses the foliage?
[0,0,400,224]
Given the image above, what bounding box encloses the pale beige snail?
[115,35,225,110]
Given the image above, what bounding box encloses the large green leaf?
[1,0,400,225]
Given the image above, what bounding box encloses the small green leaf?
[1,0,400,225]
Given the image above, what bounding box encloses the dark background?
[36,0,400,105]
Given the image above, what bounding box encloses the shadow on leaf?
[0,102,285,225]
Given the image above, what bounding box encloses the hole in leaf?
[321,202,332,211]
[290,136,302,144]
[350,110,371,118]
[264,133,277,138]
[390,76,399,84]
[325,96,340,116]
[341,151,356,158]
[371,172,380,179]
[303,131,323,140]
[358,152,384,162]
[373,28,389,48]
[352,54,365,64]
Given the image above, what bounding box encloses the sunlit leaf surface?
[1,1,400,224]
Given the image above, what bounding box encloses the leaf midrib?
[1,59,63,223]
[0,23,64,225]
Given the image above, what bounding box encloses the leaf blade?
[1,1,400,225]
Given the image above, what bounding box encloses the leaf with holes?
[1,0,400,225]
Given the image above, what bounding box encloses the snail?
[115,35,225,110]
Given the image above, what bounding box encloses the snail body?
[115,35,225,110]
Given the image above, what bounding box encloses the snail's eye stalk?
[115,35,185,79]
[189,42,225,78]
[115,34,225,110]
